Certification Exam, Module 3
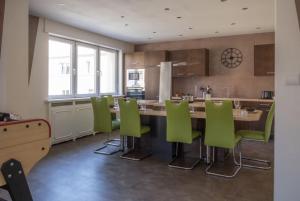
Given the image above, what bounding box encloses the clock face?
[221,48,243,68]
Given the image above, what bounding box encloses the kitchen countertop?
[172,97,274,103]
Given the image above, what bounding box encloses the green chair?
[118,99,151,161]
[205,100,242,178]
[237,103,275,170]
[91,97,120,155]
[103,95,120,146]
[165,100,202,170]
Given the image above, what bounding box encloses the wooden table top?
[137,100,205,108]
[111,108,262,122]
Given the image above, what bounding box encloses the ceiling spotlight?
[242,7,248,10]
[220,0,227,2]
[153,32,157,34]
[188,27,193,30]
[256,27,261,30]
[177,16,182,19]
[121,16,125,18]
[164,8,170,11]
[125,24,128,26]
[231,22,236,26]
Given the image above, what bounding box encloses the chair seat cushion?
[237,130,265,141]
[141,126,151,135]
[112,119,120,130]
[235,135,242,145]
[192,130,201,140]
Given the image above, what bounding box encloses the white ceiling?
[29,0,275,44]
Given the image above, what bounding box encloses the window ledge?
[46,95,125,103]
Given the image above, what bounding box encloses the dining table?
[111,102,263,162]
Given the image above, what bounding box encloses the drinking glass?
[234,99,241,110]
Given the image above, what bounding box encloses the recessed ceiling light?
[121,16,125,18]
[177,16,182,19]
[153,32,157,34]
[256,27,261,30]
[220,0,227,2]
[231,22,236,26]
[179,34,183,37]
[188,27,193,30]
[125,24,128,26]
[242,7,248,10]
[164,8,170,11]
[215,31,219,34]
[57,3,65,6]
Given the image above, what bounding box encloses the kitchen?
[124,32,274,133]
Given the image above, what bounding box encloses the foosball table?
[0,119,51,201]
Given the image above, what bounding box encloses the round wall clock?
[221,48,243,68]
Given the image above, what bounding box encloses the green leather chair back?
[165,100,193,144]
[91,97,112,133]
[105,95,114,107]
[205,100,235,149]
[264,103,275,142]
[118,99,141,137]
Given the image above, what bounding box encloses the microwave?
[126,69,145,89]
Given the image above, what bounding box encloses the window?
[100,49,118,94]
[48,37,120,98]
[77,45,97,95]
[49,39,73,96]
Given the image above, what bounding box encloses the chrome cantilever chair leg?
[205,143,242,178]
[241,139,271,170]
[168,138,202,170]
[120,136,151,161]
[94,132,121,155]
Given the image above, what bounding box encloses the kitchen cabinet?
[144,51,167,99]
[124,52,145,69]
[254,44,275,76]
[169,49,209,77]
[124,51,167,99]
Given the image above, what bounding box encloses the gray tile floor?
[3,133,274,201]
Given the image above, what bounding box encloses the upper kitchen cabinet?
[144,51,167,67]
[169,49,209,77]
[124,52,145,69]
[254,44,275,76]
[124,51,167,69]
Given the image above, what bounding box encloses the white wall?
[27,18,134,119]
[0,0,30,118]
[28,18,49,119]
[275,0,300,200]
[0,3,134,119]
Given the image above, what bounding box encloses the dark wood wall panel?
[0,0,5,58]
[28,15,39,83]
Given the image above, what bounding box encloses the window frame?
[48,36,120,99]
[48,37,75,99]
[99,47,119,95]
[75,42,99,98]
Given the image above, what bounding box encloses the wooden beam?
[0,0,5,58]
[28,15,39,83]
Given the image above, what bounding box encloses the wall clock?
[221,48,243,68]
